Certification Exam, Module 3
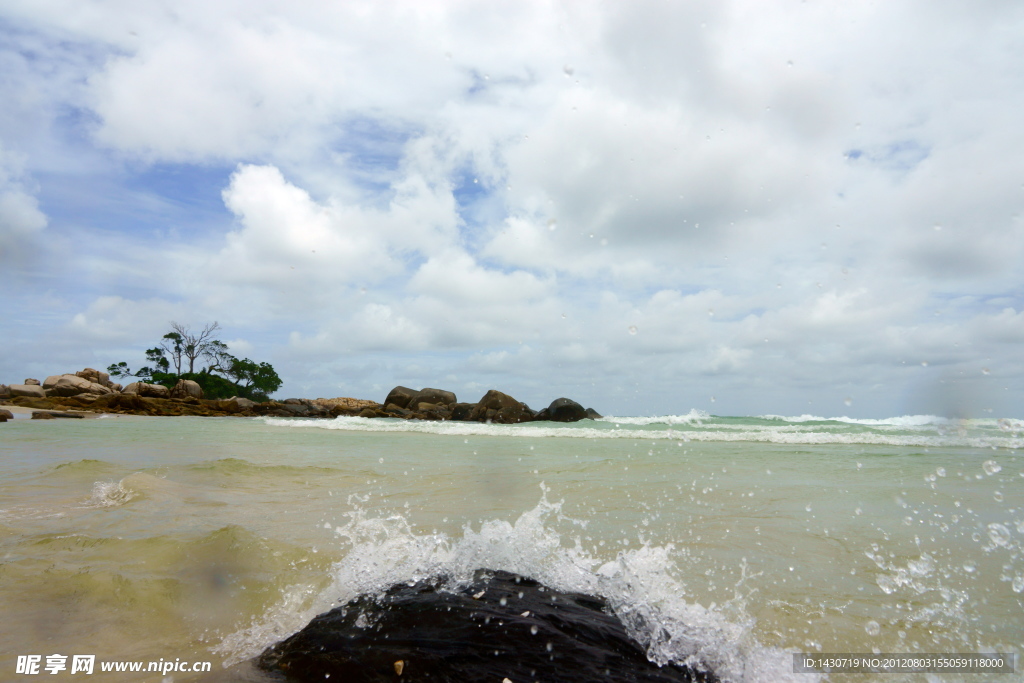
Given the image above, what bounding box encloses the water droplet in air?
[983,460,1001,475]
[530,625,539,634]
[710,396,716,403]
[500,597,507,606]
[547,219,557,231]
[933,224,942,231]
[936,467,946,477]
[987,522,1011,546]
[786,60,793,67]
[1012,575,1024,593]
[844,397,852,406]
[865,620,881,636]
[982,367,990,375]
[994,491,1004,502]
[563,65,574,76]
[963,561,976,573]
[628,325,638,335]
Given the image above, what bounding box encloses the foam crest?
[598,410,711,426]
[218,488,808,682]
[261,415,1024,449]
[85,479,137,508]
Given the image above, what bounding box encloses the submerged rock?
[258,569,717,683]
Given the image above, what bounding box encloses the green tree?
[109,323,282,401]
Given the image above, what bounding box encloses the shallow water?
[1,413,1021,682]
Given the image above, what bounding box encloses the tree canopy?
[108,322,282,401]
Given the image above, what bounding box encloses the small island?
[0,370,600,423]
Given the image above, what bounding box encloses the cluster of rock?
[356,386,600,423]
[0,368,206,403]
[2,371,600,424]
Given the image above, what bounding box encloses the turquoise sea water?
[1,412,1021,681]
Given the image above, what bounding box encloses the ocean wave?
[597,409,711,426]
[216,487,811,683]
[261,415,1024,449]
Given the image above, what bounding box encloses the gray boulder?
[44,374,112,397]
[122,382,171,399]
[218,396,257,413]
[169,379,203,400]
[9,384,45,398]
[76,367,111,387]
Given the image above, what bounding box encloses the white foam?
[597,409,711,426]
[217,487,813,682]
[84,479,136,508]
[260,415,1024,449]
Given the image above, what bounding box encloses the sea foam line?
[260,416,1023,449]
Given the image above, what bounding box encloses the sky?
[1,0,1022,418]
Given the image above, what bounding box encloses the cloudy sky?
[1,0,1022,418]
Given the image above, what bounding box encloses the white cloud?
[2,0,1024,416]
[0,143,46,262]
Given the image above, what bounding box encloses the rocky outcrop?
[169,378,204,400]
[43,374,113,397]
[536,397,588,422]
[9,384,46,398]
[122,382,171,399]
[75,367,112,387]
[467,389,535,424]
[24,378,40,385]
[257,569,717,683]
[383,386,417,409]
[0,384,9,399]
[216,396,257,413]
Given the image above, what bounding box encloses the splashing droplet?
[983,460,1002,475]
[865,620,881,636]
[628,325,638,335]
[987,522,1011,547]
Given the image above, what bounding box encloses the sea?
[1,411,1022,682]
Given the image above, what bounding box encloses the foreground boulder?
[258,569,716,683]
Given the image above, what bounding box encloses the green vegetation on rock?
[108,322,282,401]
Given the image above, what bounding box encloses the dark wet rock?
[0,408,12,421]
[586,407,603,419]
[384,386,417,409]
[468,390,534,424]
[450,402,475,421]
[258,569,717,683]
[536,397,588,423]
[31,410,84,419]
[407,387,456,408]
